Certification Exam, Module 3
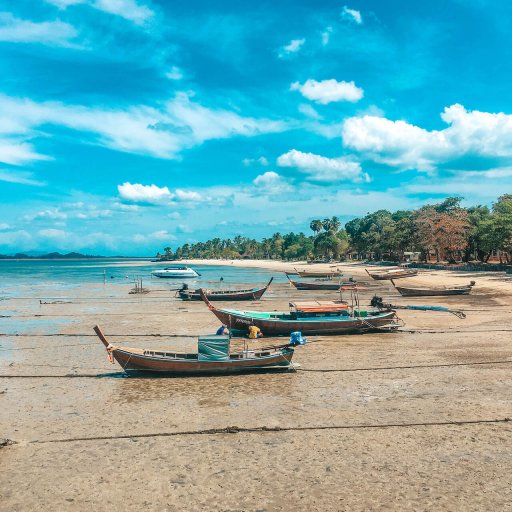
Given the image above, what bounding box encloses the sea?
[0,258,287,299]
[0,259,288,339]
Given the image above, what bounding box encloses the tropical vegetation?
[157,195,512,264]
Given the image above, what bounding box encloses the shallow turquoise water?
[0,259,287,299]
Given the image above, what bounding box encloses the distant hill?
[0,252,115,260]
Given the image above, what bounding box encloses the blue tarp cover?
[198,335,230,361]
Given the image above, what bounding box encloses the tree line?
[157,194,512,264]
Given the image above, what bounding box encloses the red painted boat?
[199,291,399,336]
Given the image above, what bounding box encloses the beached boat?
[177,278,273,301]
[365,268,418,280]
[152,265,199,278]
[391,279,475,297]
[294,268,343,278]
[93,325,294,375]
[286,275,356,291]
[200,292,399,335]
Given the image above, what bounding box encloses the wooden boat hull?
[394,286,472,296]
[207,309,398,335]
[178,278,272,301]
[110,348,294,375]
[366,269,418,280]
[296,271,343,278]
[93,325,294,376]
[288,279,355,291]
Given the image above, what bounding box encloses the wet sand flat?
[1,263,512,511]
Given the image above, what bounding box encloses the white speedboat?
[151,265,199,278]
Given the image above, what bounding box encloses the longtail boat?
[199,291,399,336]
[93,325,294,375]
[365,268,418,280]
[286,275,356,291]
[391,279,475,297]
[177,278,273,301]
[294,268,343,278]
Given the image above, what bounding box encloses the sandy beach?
[1,261,511,511]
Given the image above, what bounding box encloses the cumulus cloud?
[290,79,363,104]
[118,182,209,205]
[45,0,154,25]
[252,171,293,195]
[278,38,305,58]
[166,66,183,80]
[342,103,512,171]
[0,92,286,165]
[0,12,78,47]
[242,156,269,167]
[118,182,173,204]
[277,149,369,183]
[341,6,362,24]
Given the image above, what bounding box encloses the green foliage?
[161,194,511,263]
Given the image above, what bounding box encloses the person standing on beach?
[248,325,263,339]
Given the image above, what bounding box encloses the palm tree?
[329,216,341,234]
[310,219,323,237]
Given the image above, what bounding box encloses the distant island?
[0,252,127,260]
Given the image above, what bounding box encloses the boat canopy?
[198,335,230,361]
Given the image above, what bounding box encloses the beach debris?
[129,279,150,294]
[39,300,72,304]
[0,438,15,448]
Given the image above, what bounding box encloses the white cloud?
[277,149,369,183]
[342,103,512,171]
[0,229,33,250]
[0,168,46,186]
[290,79,363,104]
[0,223,10,230]
[118,182,173,204]
[112,201,140,211]
[175,189,202,202]
[278,38,305,58]
[38,228,67,239]
[342,6,362,24]
[321,26,332,46]
[45,0,83,7]
[298,103,321,120]
[166,66,183,80]
[0,12,78,47]
[242,156,269,167]
[92,0,154,25]
[0,92,287,164]
[149,230,174,241]
[168,211,181,219]
[252,171,293,195]
[24,208,67,221]
[45,0,154,25]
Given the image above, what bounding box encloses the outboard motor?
[289,331,307,346]
[370,295,384,308]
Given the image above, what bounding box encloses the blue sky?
[0,0,511,255]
